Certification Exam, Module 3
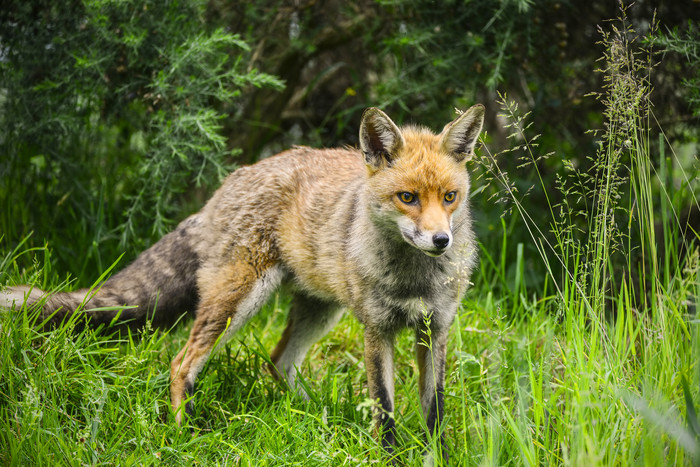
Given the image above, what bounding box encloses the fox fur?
[2,104,485,462]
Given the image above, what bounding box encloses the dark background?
[1,0,698,291]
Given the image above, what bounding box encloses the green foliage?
[470,11,700,463]
[204,1,698,207]
[375,0,555,115]
[0,0,282,279]
[1,2,699,465]
[656,21,700,117]
[476,8,698,313]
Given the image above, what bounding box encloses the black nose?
[432,232,450,249]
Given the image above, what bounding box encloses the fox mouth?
[399,228,450,257]
[422,249,447,257]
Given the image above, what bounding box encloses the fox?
[2,104,485,462]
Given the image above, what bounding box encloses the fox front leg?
[416,327,450,464]
[364,328,397,457]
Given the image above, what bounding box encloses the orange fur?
[4,105,486,463]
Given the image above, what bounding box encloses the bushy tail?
[1,215,203,332]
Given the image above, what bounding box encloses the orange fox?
[2,105,485,462]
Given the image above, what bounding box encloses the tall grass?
[1,10,699,467]
[470,9,699,465]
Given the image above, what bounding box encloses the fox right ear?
[359,108,405,169]
[440,104,485,162]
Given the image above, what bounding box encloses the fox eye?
[398,192,416,204]
[444,191,457,203]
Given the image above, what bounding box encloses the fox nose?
[432,232,450,249]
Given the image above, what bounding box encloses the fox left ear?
[360,107,405,170]
[440,104,485,163]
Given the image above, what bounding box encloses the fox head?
[359,105,484,257]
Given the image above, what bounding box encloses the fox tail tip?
[0,285,45,311]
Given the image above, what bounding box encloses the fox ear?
[440,104,485,162]
[359,107,405,169]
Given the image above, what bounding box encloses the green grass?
[1,239,697,465]
[1,13,699,467]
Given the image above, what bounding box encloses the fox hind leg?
[269,293,343,397]
[170,262,283,425]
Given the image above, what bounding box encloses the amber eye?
[444,191,457,203]
[398,192,416,204]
